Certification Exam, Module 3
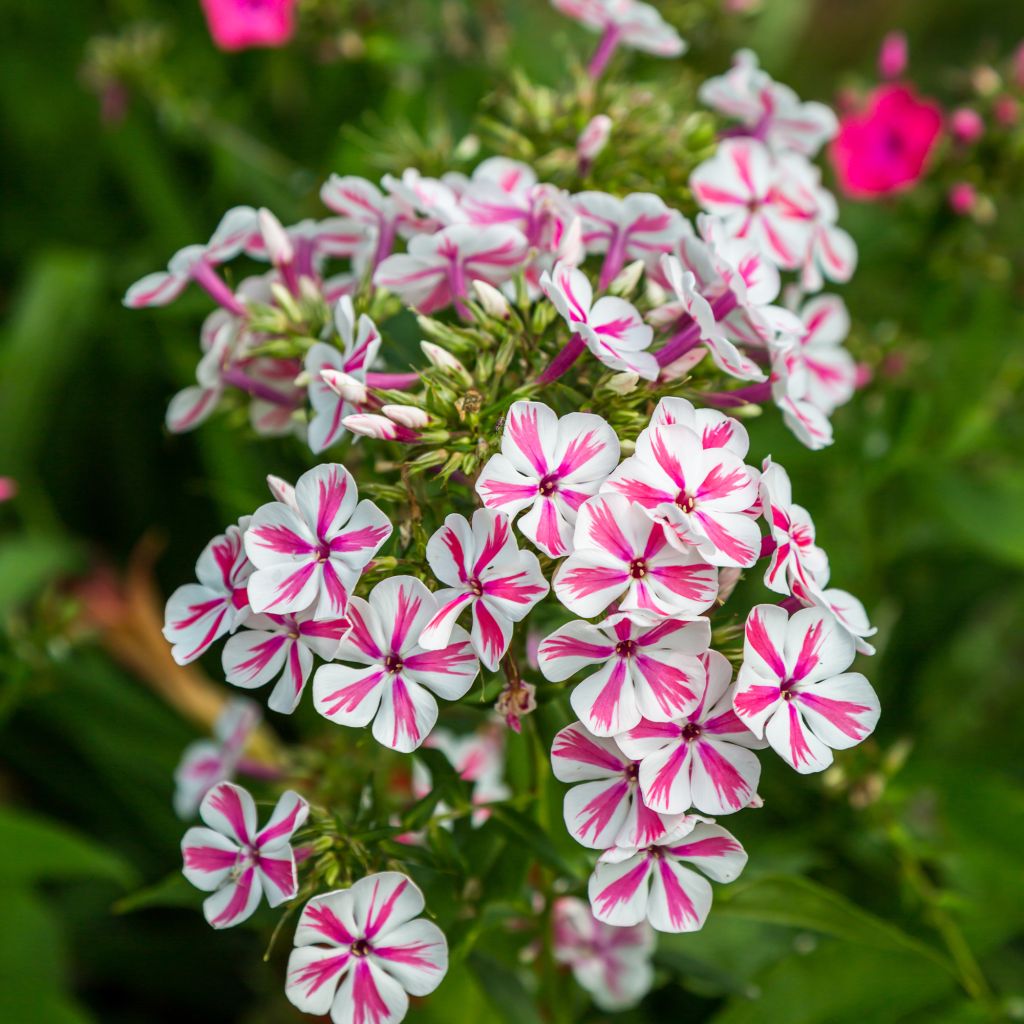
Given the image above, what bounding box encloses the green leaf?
[0,807,134,887]
[716,875,954,976]
[488,805,587,880]
[467,952,544,1024]
[0,535,81,616]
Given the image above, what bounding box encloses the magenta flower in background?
[829,84,943,199]
[200,0,297,53]
[0,477,15,503]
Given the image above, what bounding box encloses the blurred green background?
[1,0,1023,1021]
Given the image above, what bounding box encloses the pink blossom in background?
[994,95,1019,127]
[950,107,984,145]
[948,182,977,216]
[877,31,908,81]
[200,0,297,52]
[0,477,15,503]
[829,84,943,199]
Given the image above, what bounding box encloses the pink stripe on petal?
[694,511,756,565]
[552,727,627,773]
[586,501,635,562]
[322,671,385,716]
[559,564,628,599]
[635,655,698,717]
[440,527,469,583]
[506,406,549,476]
[346,607,383,659]
[365,877,409,940]
[232,634,287,682]
[540,634,615,662]
[786,703,815,767]
[797,692,873,740]
[315,469,348,539]
[211,867,255,926]
[374,940,443,971]
[473,515,511,577]
[184,846,239,872]
[478,478,538,507]
[306,902,355,944]
[575,780,630,843]
[656,858,699,929]
[473,601,508,665]
[258,802,306,847]
[403,644,476,675]
[331,525,392,553]
[668,835,743,859]
[270,562,318,607]
[733,683,780,719]
[695,741,752,810]
[534,498,567,556]
[351,959,391,1024]
[790,620,825,682]
[390,586,423,653]
[389,677,421,749]
[258,854,296,896]
[253,525,315,556]
[593,858,651,917]
[588,659,629,733]
[745,610,786,679]
[292,951,351,998]
[208,785,252,844]
[646,744,689,809]
[556,431,605,477]
[482,572,548,604]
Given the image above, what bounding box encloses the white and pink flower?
[419,510,549,672]
[475,400,620,558]
[587,817,746,932]
[312,577,478,753]
[646,396,751,458]
[173,698,262,818]
[617,651,765,816]
[539,617,710,736]
[785,292,857,415]
[603,420,761,568]
[552,0,687,70]
[285,871,448,1024]
[551,721,691,849]
[163,518,252,665]
[181,782,308,929]
[245,464,392,620]
[734,605,880,773]
[552,896,654,1011]
[553,494,718,621]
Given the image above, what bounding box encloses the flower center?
[350,938,370,957]
[385,654,404,674]
[624,762,640,783]
[468,577,484,597]
[538,474,558,497]
[629,558,648,579]
[681,722,702,741]
[675,491,696,513]
[316,542,331,563]
[615,639,637,659]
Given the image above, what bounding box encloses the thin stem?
[587,25,622,80]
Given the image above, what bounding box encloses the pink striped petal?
[424,513,474,587]
[352,871,425,941]
[794,672,879,750]
[765,700,833,773]
[203,865,263,929]
[294,889,358,947]
[370,918,448,995]
[470,599,513,672]
[286,946,352,1017]
[570,657,639,737]
[564,778,632,848]
[588,852,653,927]
[550,722,630,782]
[256,789,309,850]
[537,621,616,681]
[665,822,748,882]
[646,858,711,933]
[373,675,438,753]
[199,781,256,846]
[312,665,386,726]
[334,958,409,1024]
[181,827,239,891]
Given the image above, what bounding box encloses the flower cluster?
[132,15,881,1021]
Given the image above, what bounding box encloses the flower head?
[419,510,550,671]
[181,782,308,928]
[285,871,448,1024]
[313,577,479,752]
[552,0,686,59]
[245,465,392,620]
[759,459,829,597]
[200,0,297,52]
[476,400,620,558]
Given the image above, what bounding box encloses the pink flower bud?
[994,95,1019,126]
[0,477,16,503]
[258,208,294,267]
[266,474,297,508]
[948,182,977,216]
[320,368,368,405]
[200,0,297,53]
[343,413,420,442]
[577,115,612,162]
[471,279,510,319]
[381,404,430,429]
[878,31,908,81]
[420,341,469,376]
[950,107,984,144]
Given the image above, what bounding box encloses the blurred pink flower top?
[830,84,943,199]
[200,0,297,52]
[0,477,15,503]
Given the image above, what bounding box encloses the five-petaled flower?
[734,605,880,773]
[587,817,747,932]
[304,297,381,454]
[553,494,718,621]
[541,262,658,380]
[419,509,550,672]
[617,651,765,815]
[552,896,655,1011]
[539,617,710,737]
[174,698,262,819]
[551,721,691,849]
[285,871,448,1024]
[603,418,762,568]
[245,464,392,620]
[181,782,308,929]
[476,400,620,558]
[312,577,479,752]
[163,518,253,665]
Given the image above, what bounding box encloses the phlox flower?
[181,782,308,929]
[123,206,257,312]
[645,396,751,458]
[552,1,687,72]
[790,567,878,657]
[830,84,943,200]
[165,318,238,434]
[200,0,297,52]
[699,49,838,157]
[285,872,448,1024]
[312,577,478,753]
[373,224,528,317]
[553,494,719,620]
[419,510,550,672]
[689,139,814,271]
[223,607,350,715]
[587,817,747,932]
[475,400,620,558]
[163,518,252,665]
[174,698,261,818]
[603,418,762,568]
[759,458,829,597]
[573,190,689,288]
[245,464,392,620]
[552,896,654,1011]
[319,174,419,270]
[734,605,880,773]
[784,292,856,415]
[304,297,381,453]
[540,262,658,380]
[617,651,765,816]
[577,115,613,167]
[768,341,835,451]
[550,721,690,849]
[342,411,424,443]
[539,617,711,737]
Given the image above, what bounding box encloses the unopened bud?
[343,413,420,442]
[471,279,510,319]
[321,368,368,404]
[608,259,645,297]
[606,371,640,395]
[266,474,297,508]
[381,404,430,429]
[421,341,471,381]
[877,31,907,81]
[577,114,612,162]
[258,208,294,267]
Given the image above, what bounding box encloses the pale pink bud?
[266,474,297,508]
[420,341,469,376]
[258,208,294,267]
[381,404,430,429]
[342,413,420,442]
[878,31,908,80]
[471,279,510,319]
[950,107,984,144]
[717,566,742,604]
[659,346,708,381]
[948,182,977,216]
[577,114,612,162]
[320,368,368,404]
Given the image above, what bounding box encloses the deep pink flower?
[200,0,297,53]
[829,84,943,200]
[950,107,984,145]
[948,182,977,216]
[877,32,908,81]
